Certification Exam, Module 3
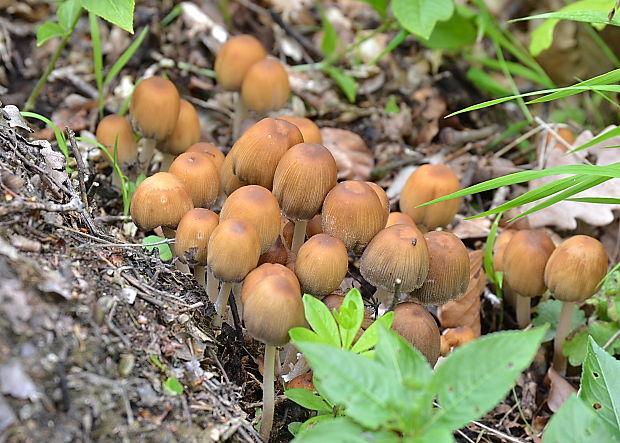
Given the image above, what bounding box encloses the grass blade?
[565,197,620,204]
[103,25,149,87]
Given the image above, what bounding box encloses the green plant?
[142,236,173,261]
[285,289,547,441]
[21,111,71,167]
[26,0,137,112]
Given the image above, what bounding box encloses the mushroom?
[129,76,180,172]
[411,231,469,306]
[278,116,322,144]
[187,142,225,170]
[258,236,288,266]
[272,143,338,253]
[503,229,555,328]
[214,34,268,139]
[219,185,281,254]
[159,99,202,170]
[230,117,303,190]
[399,164,461,231]
[493,229,517,306]
[365,182,390,227]
[95,114,138,186]
[130,172,193,238]
[306,214,323,238]
[241,265,305,441]
[241,58,290,114]
[321,180,386,254]
[220,151,247,196]
[360,224,430,308]
[207,218,260,319]
[168,152,220,209]
[175,208,219,289]
[391,302,441,366]
[386,211,417,228]
[545,235,608,374]
[295,234,348,296]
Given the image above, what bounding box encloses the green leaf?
[293,417,388,442]
[323,66,357,103]
[564,323,620,366]
[57,0,82,30]
[36,22,67,46]
[149,354,166,371]
[515,8,620,28]
[411,427,455,443]
[142,235,173,261]
[532,300,586,342]
[289,326,323,344]
[288,421,302,436]
[467,56,552,87]
[418,9,476,50]
[318,4,338,58]
[392,0,454,40]
[385,95,399,114]
[428,327,546,431]
[569,125,620,153]
[81,0,135,33]
[466,67,512,97]
[483,213,502,287]
[333,288,364,350]
[285,388,333,413]
[357,0,388,20]
[104,26,149,87]
[543,394,619,443]
[369,29,409,65]
[579,336,620,431]
[351,312,394,354]
[163,376,183,395]
[301,294,341,347]
[566,197,620,204]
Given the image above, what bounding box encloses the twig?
[76,238,175,249]
[268,10,322,61]
[494,125,543,158]
[603,328,620,350]
[0,197,83,216]
[65,128,90,211]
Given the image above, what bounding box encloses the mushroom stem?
[139,138,156,174]
[553,301,574,375]
[161,227,176,239]
[232,93,248,141]
[194,265,206,288]
[515,294,531,329]
[260,344,276,442]
[291,220,308,254]
[233,282,243,319]
[175,260,191,274]
[388,279,402,312]
[160,152,176,171]
[214,282,234,318]
[373,288,392,308]
[206,268,219,303]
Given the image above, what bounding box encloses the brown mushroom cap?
[214,34,268,91]
[160,99,201,155]
[241,59,290,112]
[207,218,260,282]
[412,231,470,306]
[242,263,301,301]
[493,229,517,273]
[366,182,390,227]
[130,77,180,140]
[174,208,219,265]
[242,271,305,346]
[258,236,288,266]
[360,224,430,292]
[544,235,608,303]
[168,152,220,208]
[392,302,440,366]
[503,230,556,298]
[273,143,338,221]
[306,214,323,238]
[130,172,193,231]
[220,151,247,196]
[386,212,417,229]
[220,185,281,254]
[321,180,386,254]
[231,118,304,190]
[295,234,348,296]
[278,116,322,144]
[399,164,461,230]
[95,114,138,165]
[187,142,225,170]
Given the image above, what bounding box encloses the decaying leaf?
[320,127,374,180]
[439,326,476,356]
[437,250,485,336]
[545,366,576,412]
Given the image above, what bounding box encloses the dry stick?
[515,294,531,329]
[0,197,83,216]
[493,125,544,158]
[553,301,575,375]
[260,344,276,441]
[65,128,89,211]
[232,95,247,142]
[603,327,620,350]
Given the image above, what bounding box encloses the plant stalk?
[291,220,308,254]
[194,265,206,288]
[515,294,531,329]
[214,281,233,319]
[232,93,247,141]
[206,267,219,303]
[260,344,276,442]
[139,138,157,174]
[553,301,574,375]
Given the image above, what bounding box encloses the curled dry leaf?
[287,372,314,391]
[545,366,576,412]
[437,250,485,336]
[439,326,476,356]
[320,127,374,180]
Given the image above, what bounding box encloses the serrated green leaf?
[392,0,454,40]
[334,288,364,350]
[543,394,619,443]
[163,376,183,395]
[532,300,586,342]
[57,0,82,30]
[142,235,173,261]
[323,66,357,102]
[285,388,333,413]
[428,327,546,431]
[81,0,135,33]
[579,336,620,431]
[351,312,394,354]
[36,22,67,46]
[302,294,341,347]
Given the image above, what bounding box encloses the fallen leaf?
[320,127,374,180]
[439,326,476,356]
[437,250,485,336]
[545,367,576,412]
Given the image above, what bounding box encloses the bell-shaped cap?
[168,152,220,208]
[207,218,260,282]
[95,114,138,166]
[392,302,440,366]
[278,116,322,144]
[175,208,219,265]
[187,142,225,170]
[160,99,201,155]
[241,58,290,112]
[295,234,348,296]
[130,76,180,140]
[214,34,267,91]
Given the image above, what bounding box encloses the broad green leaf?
[428,327,546,431]
[357,0,388,20]
[419,10,476,50]
[532,300,586,342]
[301,294,341,347]
[579,336,620,431]
[293,417,396,442]
[564,322,620,366]
[36,22,66,46]
[288,421,302,436]
[392,0,454,40]
[351,311,394,354]
[289,326,322,344]
[334,288,364,349]
[163,376,183,395]
[295,342,402,429]
[543,394,619,443]
[285,388,333,413]
[104,26,149,87]
[142,235,173,261]
[323,66,357,102]
[318,4,338,58]
[81,0,135,33]
[296,414,332,436]
[57,0,82,30]
[411,427,455,443]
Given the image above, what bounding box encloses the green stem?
[24,14,80,112]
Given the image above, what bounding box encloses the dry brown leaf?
[439,326,476,356]
[437,250,485,336]
[545,367,576,412]
[320,127,374,180]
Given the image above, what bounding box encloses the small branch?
[65,128,89,211]
[603,328,620,350]
[0,197,83,215]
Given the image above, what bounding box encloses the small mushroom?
[241,58,290,114]
[220,151,247,196]
[95,114,138,186]
[278,116,322,144]
[386,211,417,228]
[168,152,220,209]
[159,99,202,170]
[295,234,348,296]
[545,235,608,374]
[365,182,390,227]
[391,302,440,366]
[186,142,225,170]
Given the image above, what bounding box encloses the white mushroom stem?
[139,138,156,173]
[214,282,233,318]
[194,265,206,288]
[232,93,247,141]
[374,287,392,308]
[206,268,219,304]
[291,220,308,254]
[160,152,176,171]
[515,294,531,329]
[233,282,243,320]
[175,260,190,274]
[553,301,574,375]
[260,344,276,442]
